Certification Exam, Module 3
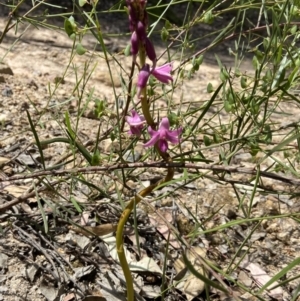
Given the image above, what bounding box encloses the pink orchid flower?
[125,110,145,136]
[144,117,182,152]
[137,63,173,98]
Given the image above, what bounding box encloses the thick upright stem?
[116,9,173,301]
[139,46,155,127]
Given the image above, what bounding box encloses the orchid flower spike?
[144,117,182,152]
[137,63,173,98]
[126,110,145,136]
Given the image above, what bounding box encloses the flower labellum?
[126,110,145,136]
[136,63,173,98]
[144,117,182,152]
[137,64,151,98]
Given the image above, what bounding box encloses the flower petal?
[137,64,151,89]
[166,130,181,144]
[145,37,156,61]
[148,126,158,137]
[155,63,172,73]
[151,63,173,84]
[126,110,145,126]
[152,71,173,84]
[158,139,168,152]
[144,131,160,148]
[130,32,139,55]
[136,21,147,40]
[159,117,170,131]
[129,125,143,136]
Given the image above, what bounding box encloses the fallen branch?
[1,162,300,186]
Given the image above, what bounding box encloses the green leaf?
[207,83,213,93]
[252,56,260,70]
[240,76,247,89]
[76,43,87,55]
[224,101,232,113]
[65,111,75,140]
[168,112,179,126]
[161,27,169,42]
[64,16,76,37]
[290,25,297,35]
[203,135,211,146]
[78,0,87,7]
[91,149,101,166]
[220,67,229,82]
[258,131,300,164]
[196,55,204,66]
[124,44,131,56]
[94,99,106,118]
[203,10,214,24]
[70,196,83,213]
[165,19,172,29]
[26,110,46,169]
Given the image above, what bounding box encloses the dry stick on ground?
[0,180,61,212]
[1,162,299,212]
[1,162,300,185]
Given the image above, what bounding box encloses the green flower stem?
[139,45,155,127]
[116,36,174,301]
[116,167,174,301]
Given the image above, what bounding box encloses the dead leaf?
[63,293,75,301]
[175,246,207,276]
[240,261,283,299]
[129,257,163,275]
[83,296,106,301]
[4,185,28,197]
[69,223,117,237]
[183,273,205,301]
[149,209,180,249]
[80,211,91,225]
[174,247,207,300]
[0,157,10,165]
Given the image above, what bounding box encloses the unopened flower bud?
[145,37,156,62]
[136,21,147,40]
[131,31,139,55]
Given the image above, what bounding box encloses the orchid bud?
[145,37,156,62]
[130,31,139,55]
[136,21,147,40]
